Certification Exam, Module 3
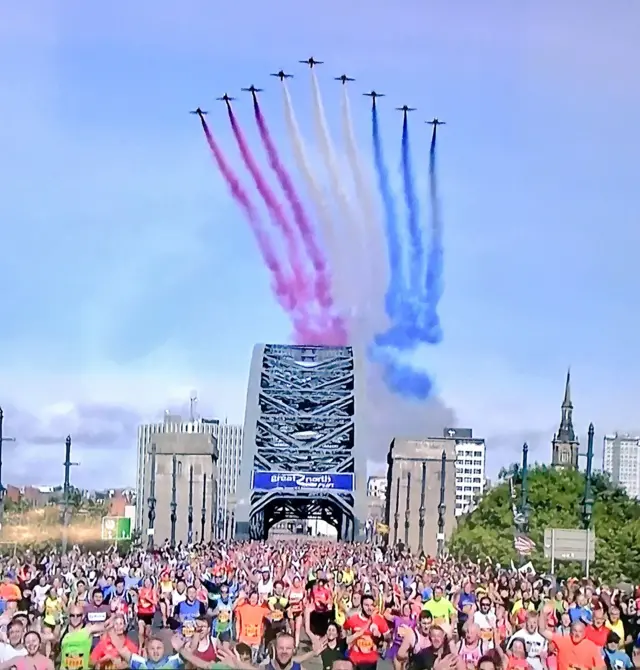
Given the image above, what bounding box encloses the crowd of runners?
[0,540,637,669]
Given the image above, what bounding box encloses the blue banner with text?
[251,471,354,491]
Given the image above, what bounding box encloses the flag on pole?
[514,533,536,555]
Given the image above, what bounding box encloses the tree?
[449,465,640,583]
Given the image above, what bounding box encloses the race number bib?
[245,624,259,638]
[63,655,84,669]
[271,610,284,622]
[480,629,493,641]
[357,635,374,652]
[182,620,196,638]
[218,610,230,623]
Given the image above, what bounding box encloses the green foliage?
[449,465,640,583]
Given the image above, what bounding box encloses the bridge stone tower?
[236,344,367,540]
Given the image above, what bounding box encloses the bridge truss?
[242,344,360,540]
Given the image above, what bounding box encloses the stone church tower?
[551,369,580,469]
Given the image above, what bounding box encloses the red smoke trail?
[252,96,334,312]
[292,316,348,346]
[198,116,293,312]
[226,105,310,310]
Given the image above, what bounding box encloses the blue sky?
[0,0,638,487]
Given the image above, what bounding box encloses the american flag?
[514,533,536,555]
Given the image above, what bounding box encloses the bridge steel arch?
[236,344,367,540]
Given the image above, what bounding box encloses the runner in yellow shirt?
[422,586,457,631]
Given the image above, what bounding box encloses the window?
[561,451,569,464]
[177,460,183,476]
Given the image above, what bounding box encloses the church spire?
[557,367,575,442]
[562,367,572,408]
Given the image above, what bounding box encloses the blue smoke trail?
[401,113,424,316]
[419,126,444,343]
[371,102,403,322]
[369,343,433,400]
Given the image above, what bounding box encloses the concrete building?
[551,370,580,469]
[367,476,387,500]
[385,437,456,556]
[139,431,218,545]
[445,428,486,516]
[603,433,640,499]
[135,414,218,529]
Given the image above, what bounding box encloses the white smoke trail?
[340,85,388,329]
[280,82,347,323]
[309,70,362,321]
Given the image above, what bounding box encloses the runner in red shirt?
[136,577,157,648]
[344,593,390,670]
[585,610,609,648]
[90,615,137,669]
[307,575,334,637]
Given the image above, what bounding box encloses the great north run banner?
[251,471,355,491]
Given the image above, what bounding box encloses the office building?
[367,476,387,500]
[204,420,243,529]
[135,414,242,533]
[446,428,487,516]
[603,433,640,499]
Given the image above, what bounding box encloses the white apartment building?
[208,421,243,519]
[135,414,243,531]
[367,476,388,500]
[603,433,640,499]
[447,428,486,516]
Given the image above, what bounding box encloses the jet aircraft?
[216,94,235,103]
[396,105,416,113]
[335,75,355,84]
[299,57,323,68]
[363,91,385,99]
[241,85,263,94]
[271,71,293,81]
[189,108,208,115]
[426,118,446,126]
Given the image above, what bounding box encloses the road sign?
[101,517,132,541]
[544,528,595,562]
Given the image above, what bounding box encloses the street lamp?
[0,407,16,532]
[227,494,236,540]
[61,435,80,554]
[519,442,530,532]
[581,423,595,578]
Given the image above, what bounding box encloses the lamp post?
[516,442,530,566]
[200,473,207,544]
[403,472,411,546]
[170,455,177,547]
[418,462,427,554]
[437,450,447,558]
[61,436,80,554]
[187,465,194,545]
[147,443,157,550]
[520,442,529,532]
[392,477,400,545]
[582,423,595,579]
[0,407,16,532]
[227,494,236,540]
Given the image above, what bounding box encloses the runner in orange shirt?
[235,590,267,661]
